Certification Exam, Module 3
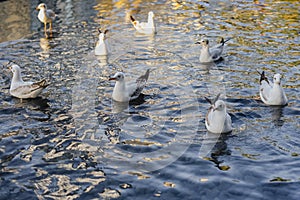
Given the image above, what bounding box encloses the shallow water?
[0,0,300,199]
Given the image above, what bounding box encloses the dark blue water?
[0,0,299,199]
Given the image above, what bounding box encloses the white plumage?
[109,69,150,102]
[258,71,288,106]
[130,11,156,35]
[9,64,49,99]
[205,94,232,134]
[95,29,109,56]
[196,38,230,63]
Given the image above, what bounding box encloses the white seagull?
[196,38,231,63]
[109,69,150,102]
[258,71,288,106]
[130,11,156,35]
[95,29,109,56]
[205,94,232,134]
[9,64,49,99]
[36,3,56,38]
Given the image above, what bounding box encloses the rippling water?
[0,0,299,199]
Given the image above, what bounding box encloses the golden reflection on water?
[0,0,299,199]
[35,175,80,199]
[0,0,31,42]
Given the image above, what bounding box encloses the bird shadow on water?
[11,97,50,110]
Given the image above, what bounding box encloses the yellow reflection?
[0,0,31,42]
[164,181,176,188]
[34,175,80,199]
[123,138,163,146]
[125,171,150,179]
[143,155,169,162]
[200,178,209,182]
[100,188,121,199]
[40,38,50,52]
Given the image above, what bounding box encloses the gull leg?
[50,22,53,37]
[44,23,48,38]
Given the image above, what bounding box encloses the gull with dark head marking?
[9,64,49,99]
[95,29,109,56]
[130,11,156,35]
[109,69,150,102]
[257,71,288,106]
[205,93,232,134]
[196,38,231,63]
[36,3,56,38]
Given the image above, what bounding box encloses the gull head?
[273,73,282,84]
[195,39,209,46]
[200,39,209,46]
[36,3,47,10]
[148,11,154,18]
[109,72,125,81]
[10,64,21,74]
[98,29,108,41]
[213,100,226,112]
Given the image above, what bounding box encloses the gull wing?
[47,9,56,20]
[11,80,48,97]
[204,93,221,126]
[210,38,231,60]
[258,71,272,102]
[130,69,150,100]
[205,106,213,126]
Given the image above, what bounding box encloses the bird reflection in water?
[96,55,108,67]
[106,94,147,144]
[199,131,231,171]
[39,37,57,58]
[270,106,285,127]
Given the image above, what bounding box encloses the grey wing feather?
[16,80,48,95]
[47,9,56,19]
[260,87,269,102]
[204,97,212,105]
[212,93,221,104]
[205,107,213,126]
[205,93,220,105]
[130,69,150,99]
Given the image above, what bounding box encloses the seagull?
[130,11,156,35]
[9,64,49,99]
[109,69,150,102]
[95,29,109,56]
[36,3,56,38]
[205,94,232,134]
[257,71,288,106]
[196,38,231,63]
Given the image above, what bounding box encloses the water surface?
[0,0,299,199]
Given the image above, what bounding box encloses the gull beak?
[36,6,39,10]
[7,62,13,71]
[195,41,201,44]
[109,77,116,81]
